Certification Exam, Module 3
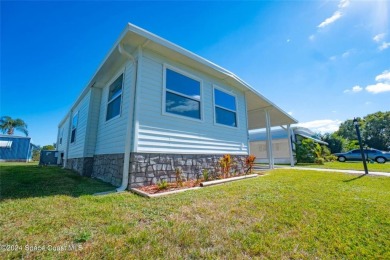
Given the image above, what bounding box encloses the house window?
[214,88,237,127]
[59,129,63,145]
[165,68,201,120]
[70,113,78,143]
[0,140,12,148]
[106,74,123,121]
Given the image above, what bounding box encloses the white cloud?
[343,85,362,93]
[288,111,293,115]
[338,0,350,8]
[379,42,390,51]
[373,33,389,51]
[365,70,390,94]
[318,11,343,28]
[316,0,350,32]
[309,34,315,41]
[342,50,351,58]
[366,83,390,94]
[352,85,363,92]
[373,33,385,42]
[297,119,342,133]
[375,70,390,82]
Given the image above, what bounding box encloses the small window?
[106,74,123,121]
[214,88,237,127]
[70,113,78,143]
[59,129,63,145]
[165,68,201,120]
[0,140,12,148]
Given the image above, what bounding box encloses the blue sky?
[1,0,389,146]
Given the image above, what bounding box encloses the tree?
[0,116,28,136]
[42,144,55,151]
[336,111,390,151]
[363,111,390,151]
[336,118,362,141]
[32,146,41,161]
[321,133,345,153]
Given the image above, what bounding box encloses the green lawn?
[1,163,389,259]
[296,161,390,172]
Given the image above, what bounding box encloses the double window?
[164,68,201,120]
[70,113,78,143]
[214,88,237,127]
[106,74,123,121]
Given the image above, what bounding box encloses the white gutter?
[116,43,137,192]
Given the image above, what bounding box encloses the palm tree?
[0,116,28,136]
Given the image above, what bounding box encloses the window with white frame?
[0,140,13,148]
[165,68,201,120]
[106,74,123,121]
[214,88,237,127]
[70,113,78,143]
[59,129,63,145]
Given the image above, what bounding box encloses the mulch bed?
[138,179,201,194]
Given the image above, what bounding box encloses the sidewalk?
[274,166,390,177]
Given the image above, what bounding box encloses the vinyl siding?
[94,62,134,155]
[136,50,248,155]
[57,117,70,152]
[68,90,91,158]
[85,87,102,156]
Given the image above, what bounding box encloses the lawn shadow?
[343,173,368,182]
[0,164,115,200]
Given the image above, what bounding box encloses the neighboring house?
[0,135,35,162]
[249,127,328,165]
[57,23,297,189]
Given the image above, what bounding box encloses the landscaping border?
[130,173,261,198]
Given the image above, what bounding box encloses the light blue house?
[57,23,297,189]
[0,135,34,162]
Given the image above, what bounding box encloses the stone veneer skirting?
[91,154,124,187]
[66,157,94,177]
[66,153,248,189]
[129,153,247,188]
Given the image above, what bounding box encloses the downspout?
[116,43,137,192]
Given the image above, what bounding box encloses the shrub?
[157,180,168,190]
[325,155,338,162]
[296,139,318,163]
[245,155,256,174]
[219,154,232,178]
[175,168,183,187]
[314,158,325,165]
[202,169,210,181]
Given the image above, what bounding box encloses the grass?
[296,161,390,172]
[1,163,389,259]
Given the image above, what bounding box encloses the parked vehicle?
[333,149,390,163]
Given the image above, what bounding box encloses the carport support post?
[265,110,274,169]
[353,118,368,174]
[287,124,294,167]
